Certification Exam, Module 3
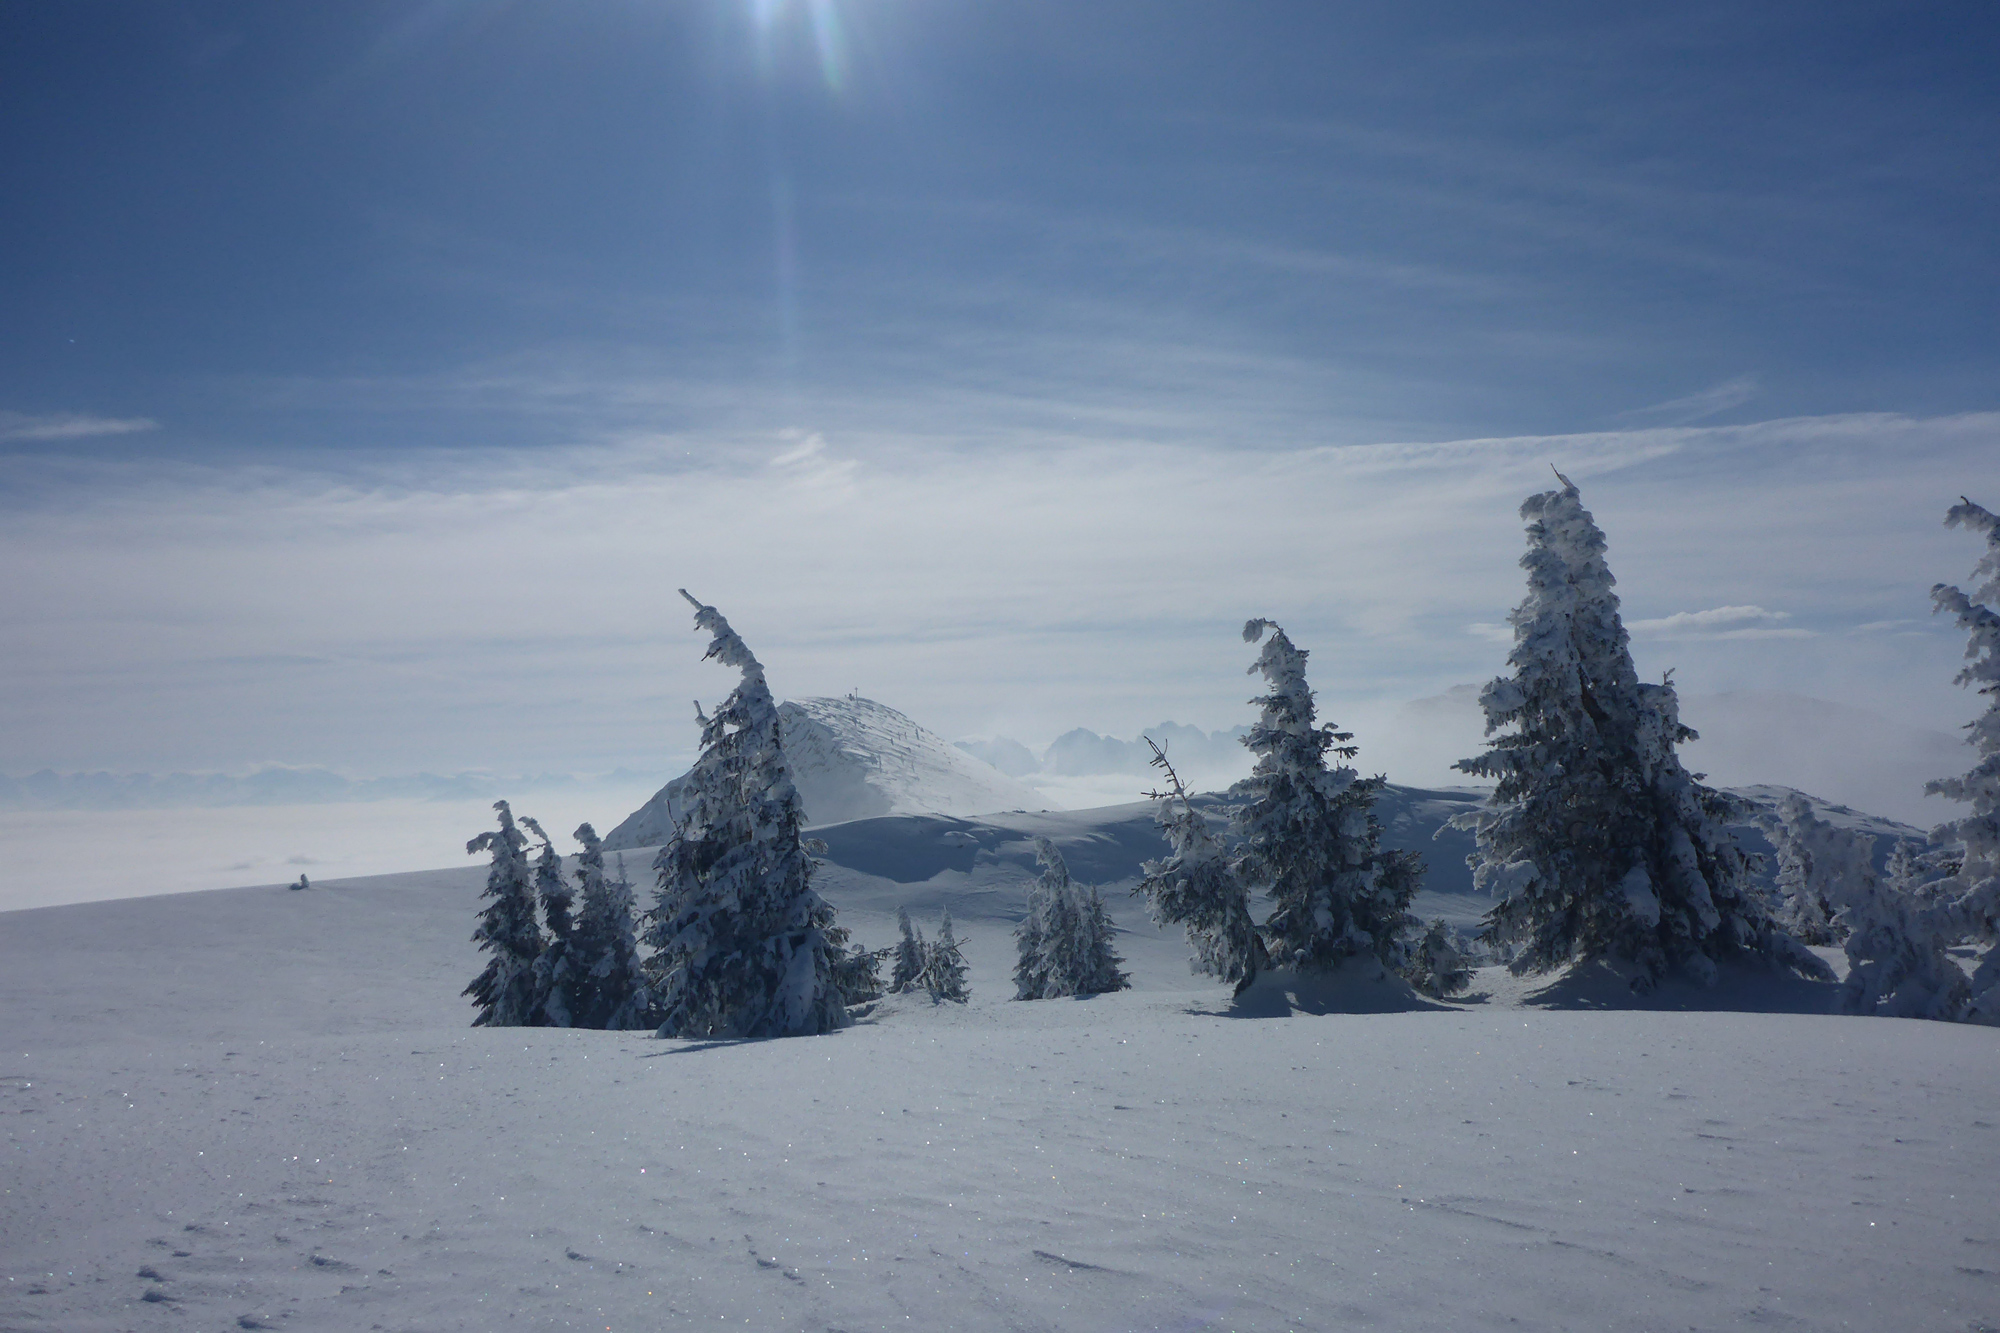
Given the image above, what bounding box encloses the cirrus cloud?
[1626,605,1813,640]
[0,410,160,442]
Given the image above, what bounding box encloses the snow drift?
[3,793,1994,1333]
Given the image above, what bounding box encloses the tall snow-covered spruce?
[566,824,651,1030]
[1928,496,2000,1022]
[1134,739,1267,993]
[1455,476,1829,990]
[1230,620,1420,973]
[642,591,848,1040]
[463,799,545,1027]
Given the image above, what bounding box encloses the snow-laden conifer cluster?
[1832,838,1969,1019]
[1014,836,1128,999]
[886,905,970,1003]
[463,596,858,1036]
[455,489,2000,1030]
[1454,476,1829,990]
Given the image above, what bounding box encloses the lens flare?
[747,0,846,94]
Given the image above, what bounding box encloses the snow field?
[4,859,1998,1331]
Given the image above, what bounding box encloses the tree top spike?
[1551,464,1575,489]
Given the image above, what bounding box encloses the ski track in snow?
[3,810,1996,1332]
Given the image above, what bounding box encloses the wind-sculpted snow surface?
[4,838,1997,1333]
[605,695,1048,847]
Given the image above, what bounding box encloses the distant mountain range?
[12,687,1967,833]
[959,721,1253,779]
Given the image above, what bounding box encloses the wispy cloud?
[1611,375,1760,427]
[0,407,1989,775]
[0,411,159,442]
[1627,606,1813,640]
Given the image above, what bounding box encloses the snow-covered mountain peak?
[603,695,1049,848]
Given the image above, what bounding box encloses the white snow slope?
[606,696,1049,847]
[5,798,1997,1332]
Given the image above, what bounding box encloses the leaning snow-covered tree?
[464,799,545,1027]
[522,817,579,1027]
[1014,836,1128,998]
[890,906,927,994]
[1135,739,1267,994]
[1455,476,1829,990]
[1230,619,1420,973]
[566,824,651,1030]
[1928,496,2000,1023]
[643,591,848,1040]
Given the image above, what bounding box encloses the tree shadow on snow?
[1191,964,1457,1019]
[1516,957,1844,1015]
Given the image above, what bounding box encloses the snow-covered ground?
[5,801,1996,1333]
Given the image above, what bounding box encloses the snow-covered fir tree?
[918,908,970,1003]
[566,824,651,1030]
[1013,848,1053,999]
[1230,620,1420,973]
[890,906,927,993]
[1836,840,1970,1020]
[1076,884,1130,995]
[1455,477,1830,990]
[1014,836,1128,998]
[1757,794,1863,946]
[521,817,578,1027]
[463,799,545,1027]
[1927,496,2000,1023]
[643,591,848,1040]
[1135,740,1267,994]
[1404,919,1474,999]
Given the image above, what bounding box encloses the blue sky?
[2,1,1997,788]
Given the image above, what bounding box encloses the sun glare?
[748,0,848,93]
